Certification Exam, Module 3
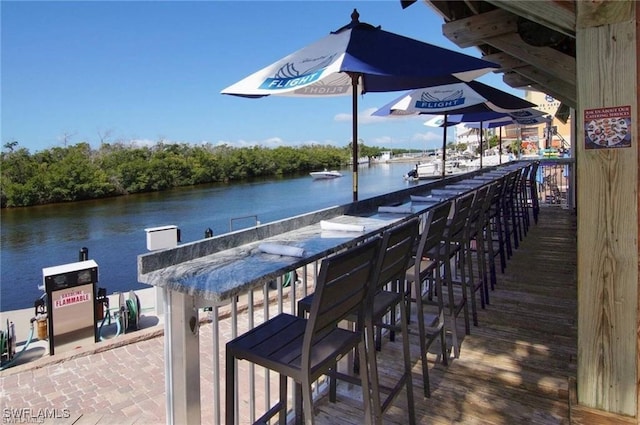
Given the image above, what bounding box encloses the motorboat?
[310,170,342,179]
[411,160,471,179]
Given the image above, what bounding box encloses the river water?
[1,162,422,310]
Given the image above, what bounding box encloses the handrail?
[229,214,260,232]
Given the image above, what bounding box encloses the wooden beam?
[502,71,533,88]
[512,65,576,105]
[442,8,517,48]
[483,52,528,71]
[502,72,576,109]
[576,5,638,416]
[486,0,576,38]
[484,33,576,85]
[576,0,634,29]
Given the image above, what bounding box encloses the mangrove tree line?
[0,141,396,208]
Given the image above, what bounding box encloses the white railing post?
[164,288,201,424]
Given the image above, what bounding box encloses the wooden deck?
[315,206,578,424]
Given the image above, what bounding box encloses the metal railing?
[535,158,575,210]
[206,256,348,424]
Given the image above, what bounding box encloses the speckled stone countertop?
[137,164,520,305]
[138,208,435,304]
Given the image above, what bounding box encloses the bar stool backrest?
[419,201,453,261]
[490,176,505,216]
[302,237,381,362]
[468,185,490,235]
[448,192,475,243]
[373,218,420,291]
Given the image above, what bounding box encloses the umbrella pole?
[499,127,503,164]
[480,121,483,169]
[442,114,448,178]
[351,73,358,202]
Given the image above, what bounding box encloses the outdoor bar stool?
[526,160,541,224]
[465,184,491,315]
[478,181,501,295]
[440,191,475,345]
[225,238,381,425]
[405,200,452,397]
[488,175,508,277]
[364,218,418,425]
[297,218,419,425]
[513,164,532,240]
[501,169,520,258]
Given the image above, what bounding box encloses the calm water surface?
[1,163,425,310]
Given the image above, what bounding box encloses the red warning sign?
[54,290,91,308]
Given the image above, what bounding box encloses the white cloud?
[412,132,444,143]
[212,137,344,148]
[129,138,157,147]
[334,112,352,122]
[334,107,420,125]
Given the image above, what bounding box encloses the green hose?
[98,307,122,341]
[0,321,35,371]
[126,298,138,323]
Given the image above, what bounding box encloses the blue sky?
[2,1,525,153]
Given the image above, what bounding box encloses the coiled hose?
[0,319,35,371]
[98,296,140,341]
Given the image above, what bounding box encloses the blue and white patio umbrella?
[221,9,499,201]
[423,109,551,166]
[373,80,537,174]
[423,108,549,128]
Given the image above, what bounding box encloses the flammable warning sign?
[54,290,91,308]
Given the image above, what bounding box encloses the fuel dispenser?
[42,260,98,355]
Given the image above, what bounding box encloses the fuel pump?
[43,260,98,355]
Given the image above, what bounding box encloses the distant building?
[457,90,572,156]
[524,90,572,151]
[378,151,392,162]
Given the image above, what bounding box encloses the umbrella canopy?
[372,80,536,117]
[373,81,536,175]
[221,9,499,201]
[424,110,551,166]
[424,108,549,128]
[460,115,551,128]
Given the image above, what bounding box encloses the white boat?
[468,153,513,167]
[412,159,472,179]
[310,170,342,179]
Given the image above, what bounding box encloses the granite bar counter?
[138,213,410,305]
[136,168,490,304]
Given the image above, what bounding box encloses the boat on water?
[310,170,343,179]
[405,159,472,180]
[468,153,514,167]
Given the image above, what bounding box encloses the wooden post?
[576,0,638,417]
